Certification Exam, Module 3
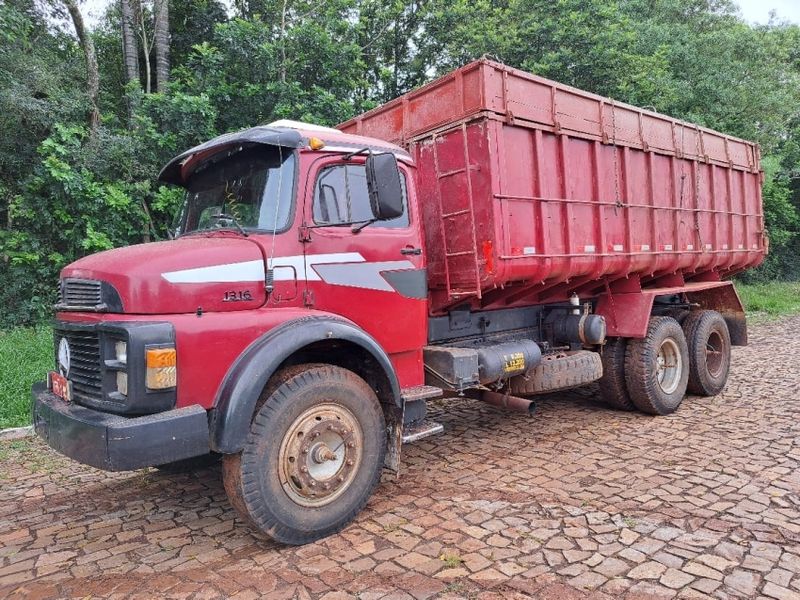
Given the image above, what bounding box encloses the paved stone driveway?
[2,316,800,600]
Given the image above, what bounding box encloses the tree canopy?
[1,0,798,327]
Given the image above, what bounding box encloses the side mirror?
[365,153,404,220]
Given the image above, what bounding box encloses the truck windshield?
[177,145,295,235]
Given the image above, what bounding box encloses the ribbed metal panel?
[61,279,102,309]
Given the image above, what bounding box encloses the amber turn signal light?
[145,347,177,389]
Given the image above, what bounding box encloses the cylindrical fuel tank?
[476,340,541,384]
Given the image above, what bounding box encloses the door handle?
[400,247,422,256]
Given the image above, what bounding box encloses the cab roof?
[158,121,412,186]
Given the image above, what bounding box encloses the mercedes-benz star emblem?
[58,337,71,376]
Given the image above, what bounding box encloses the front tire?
[624,317,689,415]
[223,364,386,545]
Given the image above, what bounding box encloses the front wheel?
[223,364,386,545]
[624,317,689,415]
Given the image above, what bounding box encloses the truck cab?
[33,121,442,544]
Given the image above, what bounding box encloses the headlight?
[145,347,177,389]
[115,340,127,364]
[116,372,128,395]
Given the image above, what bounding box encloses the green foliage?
[177,12,365,130]
[0,327,52,428]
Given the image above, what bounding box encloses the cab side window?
[312,163,409,228]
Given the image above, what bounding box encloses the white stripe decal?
[162,252,416,293]
[162,259,265,283]
[162,253,366,284]
[314,260,415,291]
[275,252,365,281]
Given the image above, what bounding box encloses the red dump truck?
[32,59,765,544]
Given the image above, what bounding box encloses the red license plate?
[49,371,72,402]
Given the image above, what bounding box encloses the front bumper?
[32,382,210,471]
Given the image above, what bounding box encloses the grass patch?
[0,327,52,428]
[439,551,463,568]
[737,281,800,319]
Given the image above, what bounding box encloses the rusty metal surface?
[470,389,536,415]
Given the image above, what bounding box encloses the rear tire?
[598,338,635,411]
[223,364,386,545]
[682,310,731,396]
[624,317,689,415]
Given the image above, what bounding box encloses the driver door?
[302,156,427,387]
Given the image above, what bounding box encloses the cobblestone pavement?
[2,316,800,600]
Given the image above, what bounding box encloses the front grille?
[60,279,102,309]
[54,327,102,402]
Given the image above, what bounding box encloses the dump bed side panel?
[339,60,766,314]
[340,59,760,173]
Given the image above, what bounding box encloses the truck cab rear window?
[178,146,296,234]
[313,164,409,228]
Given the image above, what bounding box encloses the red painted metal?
[339,59,766,317]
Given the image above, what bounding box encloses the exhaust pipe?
[469,389,536,415]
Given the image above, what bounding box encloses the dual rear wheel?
[598,310,731,415]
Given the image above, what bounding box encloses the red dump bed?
[339,59,766,314]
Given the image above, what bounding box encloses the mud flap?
[384,400,404,476]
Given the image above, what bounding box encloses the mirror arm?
[342,147,372,161]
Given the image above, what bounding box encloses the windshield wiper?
[211,213,249,237]
[351,219,376,233]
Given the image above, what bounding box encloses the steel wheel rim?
[656,338,682,395]
[278,403,363,507]
[705,331,724,377]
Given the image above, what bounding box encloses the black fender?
[209,316,401,453]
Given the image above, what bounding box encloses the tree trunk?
[154,0,169,92]
[136,0,152,94]
[63,0,100,135]
[279,0,287,83]
[120,0,139,86]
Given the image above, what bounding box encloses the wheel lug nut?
[301,466,308,473]
[347,442,355,448]
[346,459,354,466]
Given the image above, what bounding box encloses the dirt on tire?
[624,316,689,415]
[598,337,635,411]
